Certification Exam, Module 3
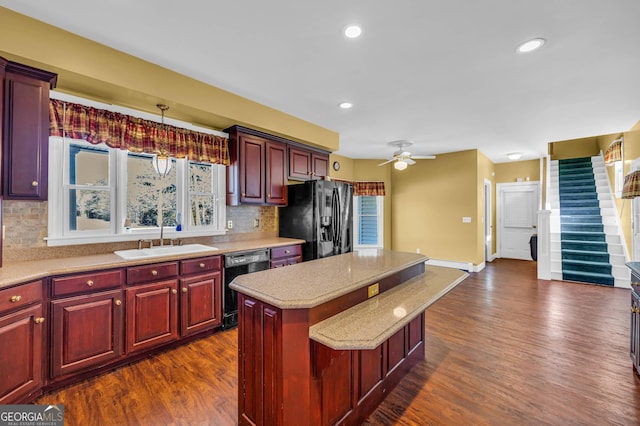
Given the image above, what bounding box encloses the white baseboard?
[426,258,484,272]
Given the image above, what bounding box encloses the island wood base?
[236,259,429,425]
[238,292,425,426]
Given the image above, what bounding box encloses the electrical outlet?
[367,283,380,298]
[462,217,472,223]
[227,220,233,229]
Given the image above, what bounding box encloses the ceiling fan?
[377,140,436,170]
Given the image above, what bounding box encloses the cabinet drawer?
[271,245,302,260]
[0,280,42,315]
[181,256,222,276]
[127,262,179,285]
[51,269,124,298]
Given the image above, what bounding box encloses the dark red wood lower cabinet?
[126,280,179,354]
[179,272,221,337]
[50,290,123,378]
[0,304,43,403]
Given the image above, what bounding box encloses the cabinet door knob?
[87,280,94,287]
[171,289,178,295]
[241,192,246,197]
[31,181,38,187]
[151,270,158,276]
[199,263,206,268]
[115,300,122,306]
[182,287,188,293]
[285,250,290,254]
[10,295,22,303]
[268,193,271,198]
[34,317,45,324]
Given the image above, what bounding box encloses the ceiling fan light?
[394,160,408,170]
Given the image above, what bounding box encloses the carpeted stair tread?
[559,192,598,200]
[562,270,614,286]
[560,215,603,224]
[561,223,604,232]
[559,199,600,208]
[560,240,608,252]
[561,231,606,242]
[562,259,612,274]
[559,207,601,216]
[559,186,600,194]
[561,249,610,262]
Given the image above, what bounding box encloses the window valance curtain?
[622,170,640,199]
[604,139,622,165]
[354,181,385,196]
[332,178,385,196]
[49,99,230,166]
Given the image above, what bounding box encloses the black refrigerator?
[279,180,353,261]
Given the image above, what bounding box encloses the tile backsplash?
[1,200,279,262]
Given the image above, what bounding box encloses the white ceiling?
[2,1,640,163]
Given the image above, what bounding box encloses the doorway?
[497,182,540,260]
[484,179,492,262]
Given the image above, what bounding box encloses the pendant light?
[153,104,172,177]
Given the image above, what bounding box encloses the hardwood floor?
[36,259,640,425]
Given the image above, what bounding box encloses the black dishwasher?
[222,248,270,329]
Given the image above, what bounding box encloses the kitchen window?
[47,93,227,246]
[353,195,383,248]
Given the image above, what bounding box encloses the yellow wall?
[495,159,540,183]
[391,150,481,265]
[328,154,355,181]
[0,7,338,152]
[622,128,640,254]
[549,136,599,160]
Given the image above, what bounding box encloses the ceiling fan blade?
[378,159,394,166]
[412,155,436,160]
[405,158,416,165]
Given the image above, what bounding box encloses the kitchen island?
[230,249,468,425]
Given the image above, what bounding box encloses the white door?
[497,182,540,260]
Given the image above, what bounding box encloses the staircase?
[549,156,630,287]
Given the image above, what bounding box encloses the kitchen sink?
[114,244,218,260]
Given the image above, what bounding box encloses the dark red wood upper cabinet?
[225,125,331,205]
[240,135,266,204]
[265,141,287,205]
[2,60,57,201]
[311,152,329,180]
[288,146,312,180]
[289,147,329,181]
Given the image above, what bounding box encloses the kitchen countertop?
[309,265,468,350]
[229,249,429,309]
[0,237,304,290]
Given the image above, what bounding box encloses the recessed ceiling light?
[344,25,362,39]
[339,102,353,109]
[516,38,546,53]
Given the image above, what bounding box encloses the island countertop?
[229,249,428,309]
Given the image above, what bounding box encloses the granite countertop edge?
[0,237,305,290]
[230,251,429,309]
[309,266,469,350]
